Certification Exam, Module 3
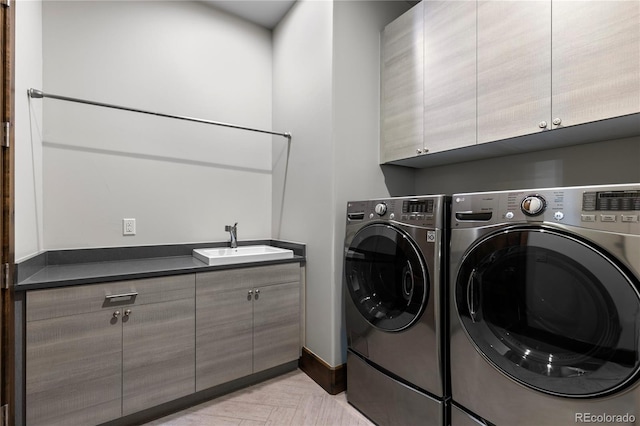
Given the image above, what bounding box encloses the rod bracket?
[28,88,44,99]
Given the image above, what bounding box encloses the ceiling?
[201,0,298,30]
[202,1,421,30]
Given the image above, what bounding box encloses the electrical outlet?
[123,218,136,236]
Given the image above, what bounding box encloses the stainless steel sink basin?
[193,245,294,266]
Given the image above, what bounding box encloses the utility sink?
[193,245,294,266]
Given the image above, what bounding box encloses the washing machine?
[449,184,640,426]
[344,195,449,426]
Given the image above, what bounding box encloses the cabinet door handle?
[552,117,562,126]
[113,310,121,318]
[254,289,260,300]
[247,290,253,301]
[105,292,138,301]
[538,121,548,129]
[124,309,132,317]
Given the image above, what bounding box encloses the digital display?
[403,199,434,214]
[583,191,640,211]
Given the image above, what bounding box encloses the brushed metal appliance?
[449,184,640,425]
[344,195,449,426]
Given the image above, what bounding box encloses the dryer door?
[455,226,640,398]
[345,223,428,332]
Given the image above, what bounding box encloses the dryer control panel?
[452,183,640,233]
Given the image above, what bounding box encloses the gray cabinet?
[26,309,122,426]
[25,275,195,426]
[477,0,640,144]
[477,0,551,144]
[423,0,477,153]
[380,2,424,163]
[551,1,640,129]
[196,264,301,391]
[122,297,195,416]
[380,0,639,165]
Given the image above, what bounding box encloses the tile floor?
[144,369,375,426]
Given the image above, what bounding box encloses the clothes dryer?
[449,184,640,426]
[344,195,449,426]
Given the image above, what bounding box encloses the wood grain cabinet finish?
[380,2,424,163]
[423,0,477,153]
[26,309,122,426]
[196,264,301,392]
[25,275,195,426]
[477,0,552,144]
[552,1,640,129]
[381,0,639,164]
[122,296,195,416]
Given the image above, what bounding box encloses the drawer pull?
[105,292,138,300]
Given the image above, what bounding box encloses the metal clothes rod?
[28,88,292,140]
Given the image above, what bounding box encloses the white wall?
[273,0,336,365]
[332,0,414,364]
[273,0,412,367]
[41,1,276,250]
[16,0,44,261]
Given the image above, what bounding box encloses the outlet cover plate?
[123,218,136,236]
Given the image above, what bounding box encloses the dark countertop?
[16,240,306,292]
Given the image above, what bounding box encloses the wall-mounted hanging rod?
[28,88,292,140]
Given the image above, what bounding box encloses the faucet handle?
[225,223,238,231]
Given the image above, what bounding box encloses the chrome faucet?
[225,223,238,248]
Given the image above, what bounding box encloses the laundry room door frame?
[1,0,15,424]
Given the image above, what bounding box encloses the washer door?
[345,223,428,332]
[456,226,640,398]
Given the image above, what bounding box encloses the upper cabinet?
[424,0,477,153]
[380,0,640,167]
[380,2,424,163]
[552,1,640,128]
[477,1,551,144]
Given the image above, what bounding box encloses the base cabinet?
[26,310,122,426]
[24,262,302,425]
[25,275,195,426]
[122,297,195,416]
[196,264,301,391]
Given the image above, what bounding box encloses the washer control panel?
[453,184,640,233]
[346,195,445,229]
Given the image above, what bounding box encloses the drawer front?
[196,263,300,292]
[27,274,195,321]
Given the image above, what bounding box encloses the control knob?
[521,195,546,216]
[374,203,388,216]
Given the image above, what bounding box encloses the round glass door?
[456,226,640,397]
[345,223,428,332]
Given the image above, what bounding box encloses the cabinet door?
[196,276,253,391]
[122,297,195,415]
[380,2,424,163]
[26,310,122,426]
[253,281,301,373]
[552,1,640,128]
[477,1,551,144]
[424,0,476,153]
